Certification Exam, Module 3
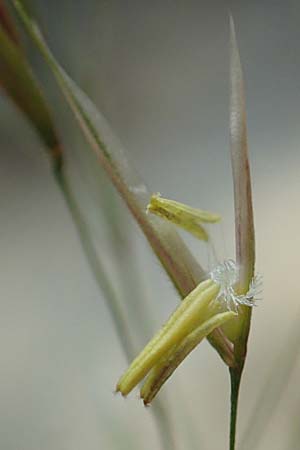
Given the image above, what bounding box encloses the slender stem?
[153,400,177,450]
[53,162,176,450]
[55,166,135,358]
[229,367,242,450]
[228,17,255,450]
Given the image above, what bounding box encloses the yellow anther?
[116,279,220,396]
[140,310,236,404]
[147,194,221,241]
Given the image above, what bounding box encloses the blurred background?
[1,1,300,449]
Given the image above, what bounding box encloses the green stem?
[229,367,242,450]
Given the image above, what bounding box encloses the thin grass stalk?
[0,0,20,44]
[228,16,255,450]
[54,162,177,450]
[54,164,135,359]
[229,367,242,450]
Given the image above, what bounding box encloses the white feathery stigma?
[210,259,262,311]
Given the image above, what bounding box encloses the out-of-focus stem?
[53,159,177,450]
[54,162,135,359]
[0,0,20,45]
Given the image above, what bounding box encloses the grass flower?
[116,276,236,401]
[147,193,221,241]
[116,196,261,403]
